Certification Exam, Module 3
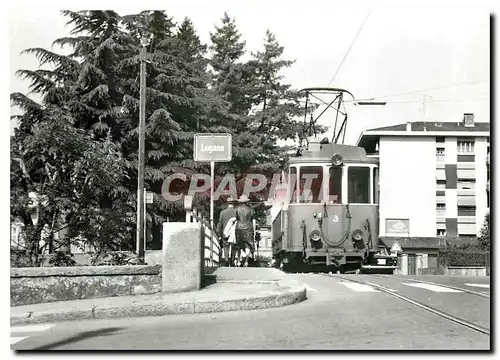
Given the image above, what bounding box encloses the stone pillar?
[401,254,408,275]
[415,254,422,275]
[162,222,203,293]
[422,253,428,269]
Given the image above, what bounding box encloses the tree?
[250,30,326,142]
[477,212,490,251]
[11,10,313,252]
[209,13,257,115]
[10,103,131,266]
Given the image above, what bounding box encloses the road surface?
[11,274,490,350]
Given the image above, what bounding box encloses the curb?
[11,282,306,325]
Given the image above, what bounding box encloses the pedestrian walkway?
[11,269,306,326]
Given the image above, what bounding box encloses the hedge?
[438,249,490,267]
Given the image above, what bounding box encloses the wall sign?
[386,219,410,235]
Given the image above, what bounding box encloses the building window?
[437,229,446,237]
[457,139,475,154]
[436,136,445,143]
[436,203,446,209]
[436,179,446,191]
[458,206,476,216]
[436,147,445,155]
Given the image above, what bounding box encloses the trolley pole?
[136,37,148,264]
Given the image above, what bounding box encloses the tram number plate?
[327,249,346,265]
[377,259,386,265]
[330,249,344,256]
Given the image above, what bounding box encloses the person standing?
[235,195,255,267]
[216,196,238,266]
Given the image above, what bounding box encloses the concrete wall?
[11,265,161,306]
[445,267,487,276]
[379,136,436,237]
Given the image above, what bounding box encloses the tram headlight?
[332,153,343,167]
[310,230,321,242]
[352,229,363,241]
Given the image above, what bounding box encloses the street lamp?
[136,35,150,264]
[355,101,387,106]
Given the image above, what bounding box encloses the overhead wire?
[345,79,488,103]
[352,98,488,104]
[327,11,372,87]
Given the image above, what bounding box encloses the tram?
[271,88,397,273]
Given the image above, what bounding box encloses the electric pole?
[136,36,149,264]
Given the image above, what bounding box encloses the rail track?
[373,274,490,299]
[322,274,490,336]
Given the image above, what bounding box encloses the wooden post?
[136,39,148,264]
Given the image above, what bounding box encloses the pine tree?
[250,30,326,142]
[477,212,490,251]
[209,13,257,115]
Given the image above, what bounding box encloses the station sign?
[194,133,232,162]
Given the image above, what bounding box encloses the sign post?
[144,190,154,255]
[194,133,232,265]
[210,161,215,234]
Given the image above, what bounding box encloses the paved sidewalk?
[11,270,306,326]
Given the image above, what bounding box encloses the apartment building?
[357,114,490,242]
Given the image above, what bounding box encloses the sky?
[8,2,491,146]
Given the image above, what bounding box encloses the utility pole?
[136,36,149,264]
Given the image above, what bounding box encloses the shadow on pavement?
[22,327,125,351]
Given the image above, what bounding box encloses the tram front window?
[329,167,342,204]
[294,166,323,203]
[348,167,370,204]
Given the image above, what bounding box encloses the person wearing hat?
[235,194,255,267]
[216,196,238,266]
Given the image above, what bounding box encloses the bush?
[11,250,32,268]
[91,251,140,266]
[438,249,490,267]
[251,255,272,267]
[48,251,77,267]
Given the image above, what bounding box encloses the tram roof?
[288,143,378,164]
